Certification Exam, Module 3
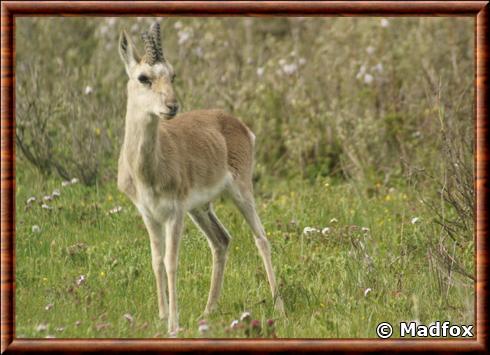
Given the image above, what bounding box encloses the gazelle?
[117,22,284,334]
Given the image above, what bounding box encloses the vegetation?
[15,17,474,338]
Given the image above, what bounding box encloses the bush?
[16,17,473,188]
[16,18,123,185]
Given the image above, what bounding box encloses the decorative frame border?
[1,1,488,353]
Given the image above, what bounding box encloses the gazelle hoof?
[168,330,178,338]
[202,305,217,317]
[274,297,286,315]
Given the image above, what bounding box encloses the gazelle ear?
[119,31,140,75]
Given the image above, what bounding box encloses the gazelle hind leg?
[228,182,285,314]
[189,204,230,315]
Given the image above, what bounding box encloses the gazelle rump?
[117,23,284,334]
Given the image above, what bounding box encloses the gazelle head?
[119,23,179,119]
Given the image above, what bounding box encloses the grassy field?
[15,160,473,338]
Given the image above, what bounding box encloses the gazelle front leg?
[164,210,184,334]
[141,215,168,320]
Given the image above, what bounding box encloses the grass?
[15,160,474,338]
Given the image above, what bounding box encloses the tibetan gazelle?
[117,22,284,334]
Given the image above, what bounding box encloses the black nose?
[166,103,179,115]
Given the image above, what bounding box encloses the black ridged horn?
[149,22,164,62]
[141,30,158,65]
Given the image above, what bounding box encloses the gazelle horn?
[141,30,158,65]
[149,22,164,62]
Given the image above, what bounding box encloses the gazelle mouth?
[164,111,177,119]
[156,111,177,120]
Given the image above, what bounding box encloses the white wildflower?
[373,63,383,73]
[361,227,370,233]
[380,18,390,28]
[84,86,93,95]
[198,324,209,333]
[282,63,298,75]
[26,196,36,204]
[329,218,338,224]
[356,65,367,79]
[177,29,191,45]
[45,335,56,338]
[240,311,251,322]
[123,313,134,323]
[198,321,209,334]
[298,57,307,66]
[363,73,374,85]
[321,227,331,235]
[45,303,54,311]
[109,206,123,215]
[411,217,420,224]
[41,204,52,210]
[256,67,265,77]
[364,288,372,297]
[76,275,86,286]
[303,227,318,235]
[32,225,41,233]
[278,58,287,66]
[43,195,53,202]
[230,320,239,329]
[366,46,375,55]
[56,327,65,332]
[61,180,71,187]
[36,323,48,332]
[52,189,61,198]
[71,178,79,184]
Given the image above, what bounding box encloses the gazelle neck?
[122,101,161,185]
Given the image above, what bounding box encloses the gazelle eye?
[138,74,151,86]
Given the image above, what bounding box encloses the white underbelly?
[134,173,231,220]
[183,177,230,210]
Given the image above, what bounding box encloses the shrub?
[16,17,473,187]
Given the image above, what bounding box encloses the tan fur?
[118,109,255,219]
[117,25,283,335]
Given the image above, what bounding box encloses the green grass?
[15,161,474,338]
